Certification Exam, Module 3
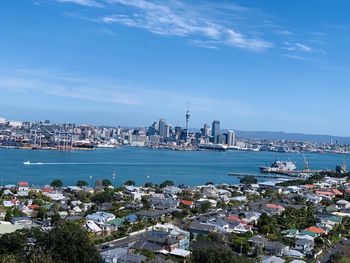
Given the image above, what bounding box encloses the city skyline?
[2,1,350,136]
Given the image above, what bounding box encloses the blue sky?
[1,0,350,136]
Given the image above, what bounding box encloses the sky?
[1,0,350,136]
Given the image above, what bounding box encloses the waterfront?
[0,147,347,186]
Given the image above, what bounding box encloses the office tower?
[211,120,221,144]
[203,124,210,137]
[227,130,236,146]
[158,118,167,138]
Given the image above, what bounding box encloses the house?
[86,220,102,236]
[248,235,269,250]
[151,223,190,250]
[265,241,289,257]
[295,239,314,255]
[0,209,6,220]
[265,203,285,215]
[242,211,261,224]
[135,210,169,221]
[336,200,350,209]
[117,254,147,263]
[86,212,116,223]
[285,249,304,259]
[305,194,323,204]
[305,226,326,236]
[11,216,32,225]
[262,255,285,263]
[150,197,179,210]
[163,186,182,196]
[180,200,194,208]
[101,247,127,263]
[189,222,218,237]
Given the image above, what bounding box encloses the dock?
[228,172,293,180]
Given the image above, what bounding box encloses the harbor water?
[0,147,346,186]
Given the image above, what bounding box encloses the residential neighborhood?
[1,172,350,262]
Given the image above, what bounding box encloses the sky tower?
[185,102,190,141]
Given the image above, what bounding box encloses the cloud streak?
[0,67,257,117]
[57,0,104,8]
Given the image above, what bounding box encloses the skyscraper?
[227,130,236,146]
[211,120,221,144]
[158,118,167,138]
[203,124,210,137]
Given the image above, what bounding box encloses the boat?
[23,161,31,165]
[259,160,297,174]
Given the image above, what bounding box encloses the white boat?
[260,160,297,174]
[23,161,31,165]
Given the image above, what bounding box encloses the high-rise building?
[203,124,210,137]
[211,120,221,144]
[227,130,236,146]
[158,118,167,138]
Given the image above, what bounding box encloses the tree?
[102,179,112,187]
[240,176,257,185]
[144,182,153,188]
[159,180,174,188]
[44,223,101,263]
[50,179,63,188]
[190,245,249,263]
[91,190,114,204]
[124,180,135,186]
[76,180,88,187]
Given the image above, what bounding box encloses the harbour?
[0,147,347,187]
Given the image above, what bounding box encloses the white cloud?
[98,0,272,51]
[283,41,313,52]
[57,0,104,8]
[0,67,256,117]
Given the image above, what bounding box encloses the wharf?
[228,172,292,179]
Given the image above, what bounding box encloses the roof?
[262,255,285,263]
[18,182,28,187]
[180,200,193,206]
[105,217,125,227]
[299,230,317,238]
[266,203,284,210]
[28,204,40,210]
[0,224,24,235]
[169,248,191,257]
[306,226,326,234]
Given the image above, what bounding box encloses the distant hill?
[235,130,350,144]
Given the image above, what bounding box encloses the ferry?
[259,160,297,174]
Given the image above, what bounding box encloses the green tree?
[190,245,249,263]
[76,180,88,187]
[91,190,114,204]
[44,223,101,263]
[240,176,257,185]
[144,182,153,188]
[50,179,63,188]
[159,180,174,188]
[124,180,135,186]
[102,179,112,187]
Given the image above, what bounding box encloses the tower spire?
[185,101,190,141]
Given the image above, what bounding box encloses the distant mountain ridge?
[235,130,350,144]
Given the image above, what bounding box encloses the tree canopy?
[0,223,101,263]
[159,180,174,188]
[76,180,88,187]
[50,179,63,188]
